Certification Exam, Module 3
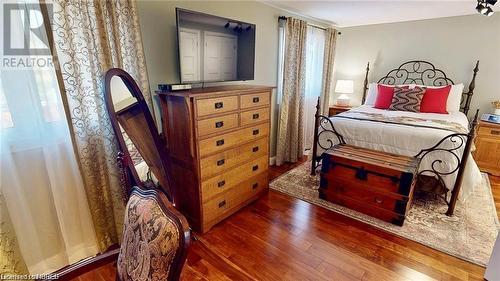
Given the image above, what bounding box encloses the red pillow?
[420,85,451,114]
[374,84,396,109]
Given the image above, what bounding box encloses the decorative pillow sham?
[366,83,416,106]
[420,85,452,114]
[388,86,426,112]
[417,83,463,112]
[374,84,396,109]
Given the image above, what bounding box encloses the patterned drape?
[51,0,153,251]
[320,28,338,115]
[276,18,307,165]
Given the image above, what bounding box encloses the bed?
[310,60,481,216]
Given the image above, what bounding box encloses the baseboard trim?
[269,156,276,166]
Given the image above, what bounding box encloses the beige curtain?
[50,0,153,251]
[320,28,338,115]
[276,18,307,166]
[0,195,28,276]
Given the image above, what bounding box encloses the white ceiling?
[263,0,496,27]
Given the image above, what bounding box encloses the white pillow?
[364,83,417,106]
[364,83,378,106]
[448,83,464,112]
[416,83,463,112]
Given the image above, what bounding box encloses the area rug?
[270,161,499,266]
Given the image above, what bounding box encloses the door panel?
[179,29,200,82]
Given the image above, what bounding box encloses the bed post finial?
[462,60,479,116]
[469,60,479,92]
[311,97,321,175]
[361,62,370,104]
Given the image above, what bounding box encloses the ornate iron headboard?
[361,60,479,115]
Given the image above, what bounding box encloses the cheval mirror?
[104,68,175,203]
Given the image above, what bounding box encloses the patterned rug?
[270,161,499,266]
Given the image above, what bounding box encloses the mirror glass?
[109,75,146,175]
[110,76,137,111]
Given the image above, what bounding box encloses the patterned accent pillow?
[388,86,426,112]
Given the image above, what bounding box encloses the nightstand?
[329,105,352,116]
[473,121,500,176]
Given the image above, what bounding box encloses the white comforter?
[317,105,482,200]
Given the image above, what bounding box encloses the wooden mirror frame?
[104,68,175,202]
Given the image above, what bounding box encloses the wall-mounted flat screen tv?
[176,8,256,84]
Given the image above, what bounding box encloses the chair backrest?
[117,186,190,281]
[104,68,175,201]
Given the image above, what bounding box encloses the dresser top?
[156,85,274,98]
[479,120,500,129]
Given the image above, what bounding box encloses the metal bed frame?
[310,60,480,216]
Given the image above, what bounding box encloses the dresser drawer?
[240,107,270,127]
[201,155,269,202]
[227,172,268,206]
[478,126,500,137]
[200,137,268,179]
[202,172,268,224]
[202,193,230,223]
[197,113,238,137]
[241,92,270,109]
[199,123,269,157]
[196,96,238,117]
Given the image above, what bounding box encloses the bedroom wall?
[136,0,328,157]
[334,13,500,117]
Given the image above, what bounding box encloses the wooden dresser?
[158,85,273,233]
[473,121,500,176]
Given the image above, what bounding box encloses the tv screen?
[176,8,256,84]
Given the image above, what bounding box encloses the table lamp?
[335,80,353,106]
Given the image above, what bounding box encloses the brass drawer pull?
[252,165,259,171]
[252,183,258,189]
[217,159,225,166]
[218,180,225,187]
[218,200,226,208]
[253,97,259,103]
[252,146,259,152]
[216,139,224,146]
[253,113,259,119]
[375,198,383,204]
[492,130,500,135]
[214,102,223,109]
[253,129,259,135]
[215,121,224,128]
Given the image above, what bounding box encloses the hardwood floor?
[72,162,498,281]
[491,175,500,218]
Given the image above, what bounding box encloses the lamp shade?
[334,80,354,94]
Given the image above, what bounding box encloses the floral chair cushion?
[117,193,180,281]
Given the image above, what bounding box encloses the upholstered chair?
[116,187,190,281]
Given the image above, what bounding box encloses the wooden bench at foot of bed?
[319,144,421,226]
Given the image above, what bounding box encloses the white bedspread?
[317,105,482,200]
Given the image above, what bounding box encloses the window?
[303,26,326,152]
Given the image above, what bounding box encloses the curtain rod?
[278,16,341,35]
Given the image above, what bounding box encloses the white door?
[220,37,237,81]
[179,29,200,82]
[204,35,221,81]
